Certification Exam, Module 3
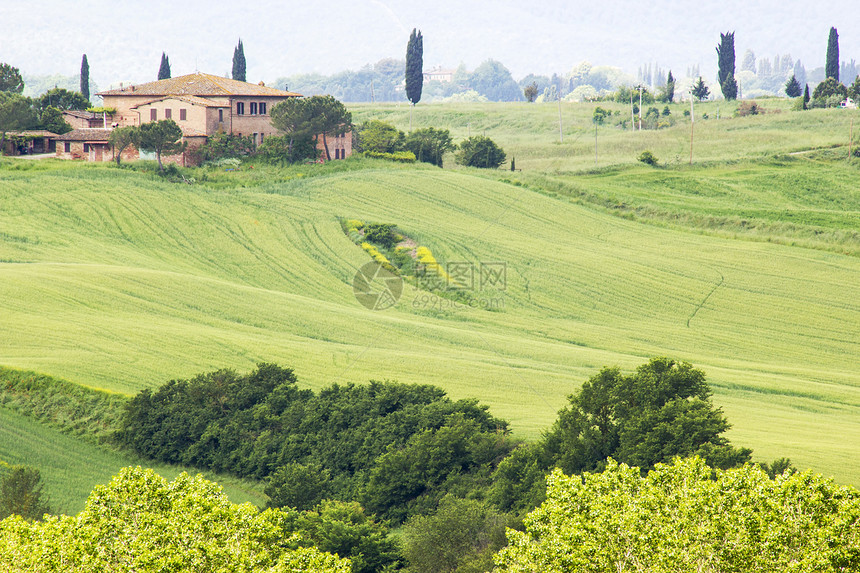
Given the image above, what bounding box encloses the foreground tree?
[716,31,738,100]
[0,467,349,572]
[0,63,24,93]
[157,52,171,80]
[404,127,454,167]
[495,457,860,572]
[79,54,90,101]
[108,125,139,166]
[137,119,185,171]
[826,27,840,81]
[233,39,246,82]
[455,135,506,169]
[0,466,51,521]
[269,97,316,161]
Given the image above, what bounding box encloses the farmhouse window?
[150,109,157,121]
[180,109,187,121]
[236,102,244,115]
[218,109,224,122]
[250,102,257,115]
[165,109,172,119]
[64,142,70,152]
[260,133,265,143]
[83,143,90,152]
[259,102,267,115]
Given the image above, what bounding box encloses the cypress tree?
[803,84,810,110]
[80,54,90,102]
[716,32,738,101]
[405,29,423,106]
[232,39,246,82]
[158,52,171,80]
[826,27,839,81]
[665,70,675,103]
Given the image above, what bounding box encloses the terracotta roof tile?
[55,129,113,142]
[130,95,228,109]
[6,130,59,137]
[98,72,302,98]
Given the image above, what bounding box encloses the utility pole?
[850,118,854,161]
[638,85,643,131]
[631,93,635,130]
[557,95,563,143]
[689,94,695,165]
[370,79,375,103]
[594,121,598,166]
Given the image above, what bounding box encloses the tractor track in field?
[687,268,724,328]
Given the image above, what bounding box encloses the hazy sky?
[2,1,857,89]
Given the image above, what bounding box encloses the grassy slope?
[0,406,266,514]
[1,154,858,487]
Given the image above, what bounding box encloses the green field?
[1,101,859,502]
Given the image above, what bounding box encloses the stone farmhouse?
[56,72,352,164]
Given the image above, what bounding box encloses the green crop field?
[0,406,266,513]
[1,101,859,503]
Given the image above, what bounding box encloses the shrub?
[638,150,658,166]
[363,150,416,163]
[356,120,404,153]
[455,136,506,169]
[363,223,399,248]
[736,101,764,117]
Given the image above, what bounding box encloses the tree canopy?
[0,467,349,572]
[403,127,454,167]
[157,52,171,80]
[405,29,423,105]
[692,76,710,100]
[494,457,860,573]
[233,39,247,82]
[826,27,840,81]
[0,63,24,94]
[108,126,139,166]
[136,119,185,171]
[0,466,51,521]
[716,32,737,100]
[455,135,506,169]
[356,120,404,154]
[79,54,90,101]
[785,74,802,97]
[36,88,89,113]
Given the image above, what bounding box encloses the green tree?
[0,92,39,152]
[270,97,317,161]
[691,76,710,100]
[0,63,24,93]
[79,54,90,101]
[467,60,522,101]
[803,83,811,109]
[137,119,185,172]
[39,106,71,135]
[401,495,509,573]
[812,76,848,106]
[716,31,738,100]
[494,458,860,573]
[0,467,350,572]
[849,75,860,100]
[305,95,351,160]
[543,358,751,475]
[785,74,802,97]
[455,135,506,169]
[826,27,840,80]
[233,39,246,82]
[405,28,423,106]
[158,52,171,80]
[659,70,675,103]
[523,81,538,103]
[194,131,255,162]
[281,500,401,573]
[0,466,51,521]
[404,127,454,167]
[108,125,139,166]
[356,120,404,153]
[265,462,332,511]
[35,88,89,113]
